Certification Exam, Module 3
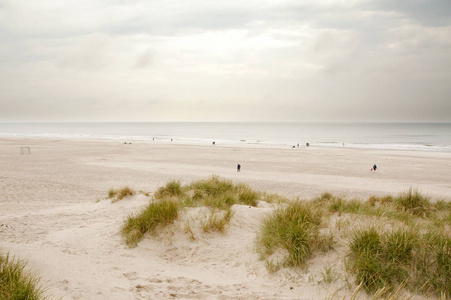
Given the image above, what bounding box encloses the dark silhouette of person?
[372,164,377,171]
[237,163,241,172]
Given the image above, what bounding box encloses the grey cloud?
[103,5,253,37]
[134,49,153,69]
[1,0,450,122]
[54,35,114,72]
[366,0,451,26]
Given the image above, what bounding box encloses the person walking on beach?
[237,163,241,172]
[371,164,377,171]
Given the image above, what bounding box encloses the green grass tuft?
[189,176,259,209]
[257,201,332,270]
[236,183,259,206]
[394,188,433,217]
[414,231,451,297]
[122,198,179,247]
[154,180,184,198]
[201,209,234,233]
[107,188,118,199]
[367,195,394,207]
[319,265,339,284]
[348,227,396,292]
[121,176,262,247]
[348,226,451,297]
[109,186,136,203]
[0,252,47,300]
[190,175,235,199]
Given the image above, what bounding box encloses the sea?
[1,122,450,152]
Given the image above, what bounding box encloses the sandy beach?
[1,137,450,299]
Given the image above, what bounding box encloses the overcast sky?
[1,0,450,122]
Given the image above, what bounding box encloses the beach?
[1,137,450,299]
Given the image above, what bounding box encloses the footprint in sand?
[59,279,70,291]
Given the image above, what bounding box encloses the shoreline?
[1,134,451,153]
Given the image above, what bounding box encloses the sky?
[0,0,450,122]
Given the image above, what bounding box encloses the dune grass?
[257,201,334,271]
[120,179,450,298]
[320,189,450,297]
[347,225,451,297]
[201,209,234,233]
[154,180,185,198]
[121,197,180,247]
[414,231,451,297]
[121,175,261,247]
[313,189,442,226]
[0,252,47,300]
[295,189,450,297]
[394,188,433,217]
[107,188,118,199]
[108,186,136,203]
[188,175,260,209]
[348,226,415,292]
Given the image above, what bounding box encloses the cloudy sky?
[1,0,450,122]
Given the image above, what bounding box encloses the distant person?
[237,163,241,172]
[212,141,215,145]
[371,164,377,172]
[306,143,310,147]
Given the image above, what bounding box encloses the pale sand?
[1,137,450,299]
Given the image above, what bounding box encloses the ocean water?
[0,122,450,152]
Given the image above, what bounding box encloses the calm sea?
[1,122,450,152]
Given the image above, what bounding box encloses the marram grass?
[348,226,451,297]
[154,180,185,198]
[119,179,450,298]
[108,186,136,203]
[121,197,179,247]
[201,209,234,233]
[0,252,47,300]
[121,175,261,247]
[257,201,333,271]
[394,188,433,217]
